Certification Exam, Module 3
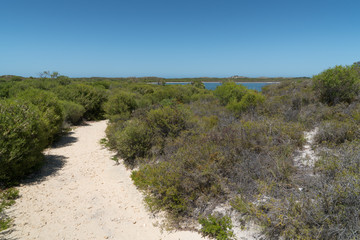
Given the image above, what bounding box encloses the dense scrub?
[106,81,305,226]
[0,100,47,184]
[1,63,360,238]
[105,62,360,239]
[0,76,113,186]
[233,63,360,239]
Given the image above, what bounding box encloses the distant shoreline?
[152,81,281,84]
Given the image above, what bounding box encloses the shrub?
[0,188,19,230]
[0,100,46,184]
[148,85,195,104]
[261,79,318,125]
[199,214,235,240]
[60,100,85,124]
[146,105,189,139]
[0,82,12,98]
[191,80,205,89]
[103,90,137,120]
[54,84,107,120]
[315,120,360,145]
[113,119,152,166]
[226,90,265,114]
[313,65,360,105]
[131,162,188,218]
[214,82,247,105]
[17,89,64,145]
[246,141,360,240]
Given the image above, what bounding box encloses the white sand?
[294,127,318,168]
[1,120,207,240]
[212,204,261,240]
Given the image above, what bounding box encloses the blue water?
[166,82,278,91]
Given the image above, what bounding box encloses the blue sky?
[1,0,359,78]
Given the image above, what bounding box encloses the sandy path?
[294,127,318,169]
[2,120,206,240]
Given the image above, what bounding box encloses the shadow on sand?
[51,131,78,149]
[0,130,82,239]
[23,154,67,185]
[0,154,67,240]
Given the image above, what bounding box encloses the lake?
[165,82,278,91]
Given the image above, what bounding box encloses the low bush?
[0,100,46,184]
[130,113,304,222]
[131,162,188,218]
[54,84,107,120]
[60,100,85,125]
[17,89,64,145]
[0,188,19,230]
[261,79,318,126]
[191,80,205,89]
[146,105,189,139]
[112,119,152,166]
[103,90,137,121]
[313,65,360,105]
[214,82,247,105]
[244,141,360,240]
[226,90,265,115]
[199,214,235,240]
[315,120,360,145]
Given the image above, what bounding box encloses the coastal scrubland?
[1,64,360,239]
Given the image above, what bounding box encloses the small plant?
[199,214,236,240]
[0,188,19,231]
[111,155,119,165]
[99,138,108,146]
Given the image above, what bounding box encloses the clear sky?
[1,0,359,78]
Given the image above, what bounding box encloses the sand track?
[1,120,206,240]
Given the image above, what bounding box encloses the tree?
[39,71,50,78]
[51,71,59,78]
[39,71,59,79]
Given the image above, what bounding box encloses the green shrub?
[0,100,46,184]
[191,80,205,89]
[17,89,64,145]
[227,90,265,114]
[313,65,360,105]
[105,120,126,150]
[54,84,107,120]
[0,188,19,230]
[199,214,235,240]
[147,105,188,139]
[131,162,188,217]
[214,82,247,105]
[60,100,85,124]
[149,85,195,104]
[113,119,152,166]
[103,90,137,120]
[0,82,12,98]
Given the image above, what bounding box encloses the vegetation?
[0,99,47,184]
[0,188,19,231]
[1,62,360,238]
[199,214,235,240]
[313,65,360,105]
[106,62,360,239]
